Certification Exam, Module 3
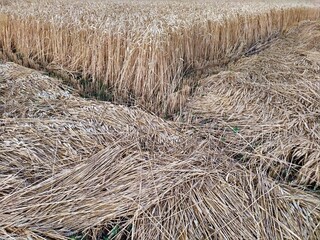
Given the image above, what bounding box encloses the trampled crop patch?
[0,1,320,239]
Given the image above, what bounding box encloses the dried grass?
[0,0,319,115]
[182,21,320,188]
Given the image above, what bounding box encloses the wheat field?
[0,0,320,239]
[0,0,319,116]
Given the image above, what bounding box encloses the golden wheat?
[1,64,320,240]
[1,1,320,239]
[0,0,319,115]
[182,20,320,188]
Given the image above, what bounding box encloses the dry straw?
[182,21,320,188]
[0,63,182,184]
[1,142,320,240]
[1,0,320,239]
[0,0,319,116]
[1,62,320,239]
